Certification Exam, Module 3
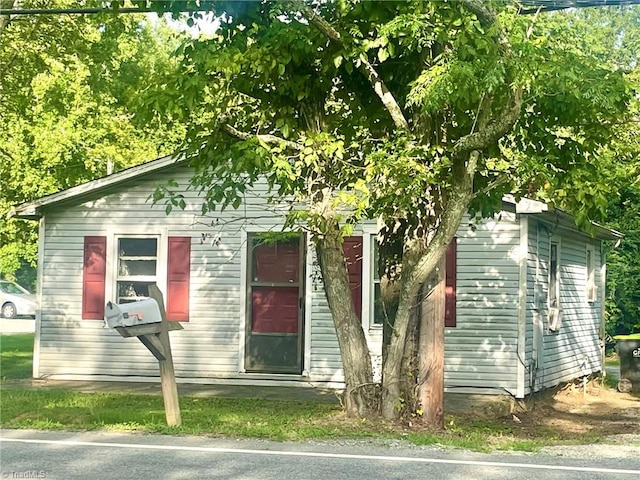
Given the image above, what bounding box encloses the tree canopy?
[143,0,635,421]
[3,0,637,423]
[0,0,186,286]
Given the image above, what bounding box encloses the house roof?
[10,154,186,219]
[503,195,623,241]
[11,154,623,241]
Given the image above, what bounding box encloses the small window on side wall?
[548,240,562,332]
[586,246,597,303]
[549,241,560,309]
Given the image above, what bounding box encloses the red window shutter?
[167,236,191,321]
[445,238,457,328]
[342,236,363,321]
[82,236,107,320]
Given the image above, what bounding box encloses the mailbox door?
[245,234,304,374]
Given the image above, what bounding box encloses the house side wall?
[525,219,541,393]
[442,213,522,395]
[35,165,343,383]
[353,213,522,395]
[527,220,604,390]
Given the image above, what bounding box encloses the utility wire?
[1,0,640,16]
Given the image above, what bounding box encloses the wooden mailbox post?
[111,285,182,426]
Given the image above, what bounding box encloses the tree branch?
[453,0,497,27]
[0,144,15,162]
[451,87,523,159]
[291,1,410,131]
[221,123,304,151]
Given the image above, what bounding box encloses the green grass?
[0,333,34,380]
[0,388,348,439]
[613,333,640,340]
[0,386,550,451]
[0,334,631,453]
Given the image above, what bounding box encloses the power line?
[0,6,205,15]
[1,0,639,16]
[519,0,640,13]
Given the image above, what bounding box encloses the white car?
[0,280,36,319]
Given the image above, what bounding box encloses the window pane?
[373,282,385,325]
[550,243,558,307]
[373,239,380,281]
[119,259,157,276]
[117,281,155,302]
[119,238,157,257]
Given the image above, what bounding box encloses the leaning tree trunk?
[380,155,477,421]
[315,220,376,417]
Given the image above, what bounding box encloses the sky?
[151,10,220,37]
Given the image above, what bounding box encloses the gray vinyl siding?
[34,163,605,395]
[522,219,537,395]
[443,213,521,396]
[36,179,522,392]
[528,223,604,390]
[525,220,543,393]
[37,165,342,383]
[308,255,343,383]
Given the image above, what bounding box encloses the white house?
[13,155,621,397]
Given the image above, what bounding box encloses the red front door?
[245,234,304,373]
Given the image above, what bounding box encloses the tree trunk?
[315,221,376,417]
[418,254,445,429]
[381,154,477,420]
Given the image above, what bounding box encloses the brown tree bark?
[380,153,478,420]
[315,220,376,417]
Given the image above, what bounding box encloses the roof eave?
[11,154,186,219]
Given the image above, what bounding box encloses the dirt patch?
[511,381,640,441]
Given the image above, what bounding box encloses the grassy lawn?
[0,334,634,452]
[0,333,34,380]
[0,387,545,451]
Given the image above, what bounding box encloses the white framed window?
[548,239,560,309]
[586,245,597,303]
[370,238,385,327]
[115,236,159,304]
[547,238,563,331]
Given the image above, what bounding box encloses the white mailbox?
[104,298,162,329]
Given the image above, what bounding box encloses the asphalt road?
[1,429,639,480]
